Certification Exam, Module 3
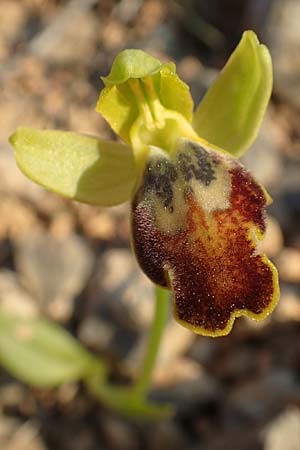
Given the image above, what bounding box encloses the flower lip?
[131,139,279,337]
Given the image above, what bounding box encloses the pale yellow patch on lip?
[190,164,231,213]
[177,138,232,214]
[144,139,233,235]
[152,179,188,234]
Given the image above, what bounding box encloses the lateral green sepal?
[10,127,136,206]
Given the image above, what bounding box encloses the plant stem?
[84,285,171,417]
[133,285,170,398]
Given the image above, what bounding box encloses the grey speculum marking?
[144,158,177,212]
[143,143,217,212]
[178,143,217,185]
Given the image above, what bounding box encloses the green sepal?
[102,49,163,85]
[0,312,105,387]
[193,30,273,156]
[97,50,194,143]
[10,127,136,206]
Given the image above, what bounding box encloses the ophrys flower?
[10,31,279,337]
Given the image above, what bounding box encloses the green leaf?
[102,49,163,85]
[0,312,104,387]
[10,127,136,206]
[193,30,273,156]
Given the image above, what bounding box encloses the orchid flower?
[10,31,279,337]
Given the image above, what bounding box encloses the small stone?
[152,357,203,387]
[226,370,299,421]
[276,248,300,283]
[258,216,283,258]
[0,194,39,240]
[0,270,38,318]
[263,407,300,450]
[15,230,94,321]
[241,112,282,189]
[100,18,128,51]
[90,248,154,330]
[267,0,300,108]
[0,146,41,204]
[0,416,46,450]
[274,287,300,322]
[125,319,195,376]
[145,420,187,450]
[82,211,116,240]
[0,1,26,43]
[157,320,195,366]
[49,212,75,238]
[177,58,218,107]
[57,383,78,405]
[157,367,219,411]
[0,383,28,410]
[31,11,98,64]
[78,315,115,351]
[76,203,129,241]
[100,415,139,450]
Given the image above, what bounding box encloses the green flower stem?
[132,285,170,398]
[84,285,171,417]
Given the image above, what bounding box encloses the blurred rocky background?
[1,0,300,449]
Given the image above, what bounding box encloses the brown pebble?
[277,248,300,282]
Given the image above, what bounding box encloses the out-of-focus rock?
[156,368,219,412]
[30,7,98,64]
[49,211,75,238]
[78,315,115,352]
[0,382,28,410]
[89,248,154,330]
[177,56,218,106]
[76,203,129,242]
[241,112,282,190]
[0,1,26,57]
[100,18,128,51]
[0,270,38,318]
[276,248,300,283]
[226,370,300,421]
[80,210,116,241]
[100,414,139,450]
[0,150,44,201]
[267,0,300,108]
[152,357,202,387]
[263,407,300,450]
[0,195,39,240]
[112,0,143,24]
[125,319,195,376]
[158,320,195,365]
[0,416,46,450]
[258,216,283,258]
[274,287,300,322]
[145,420,186,450]
[14,230,94,321]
